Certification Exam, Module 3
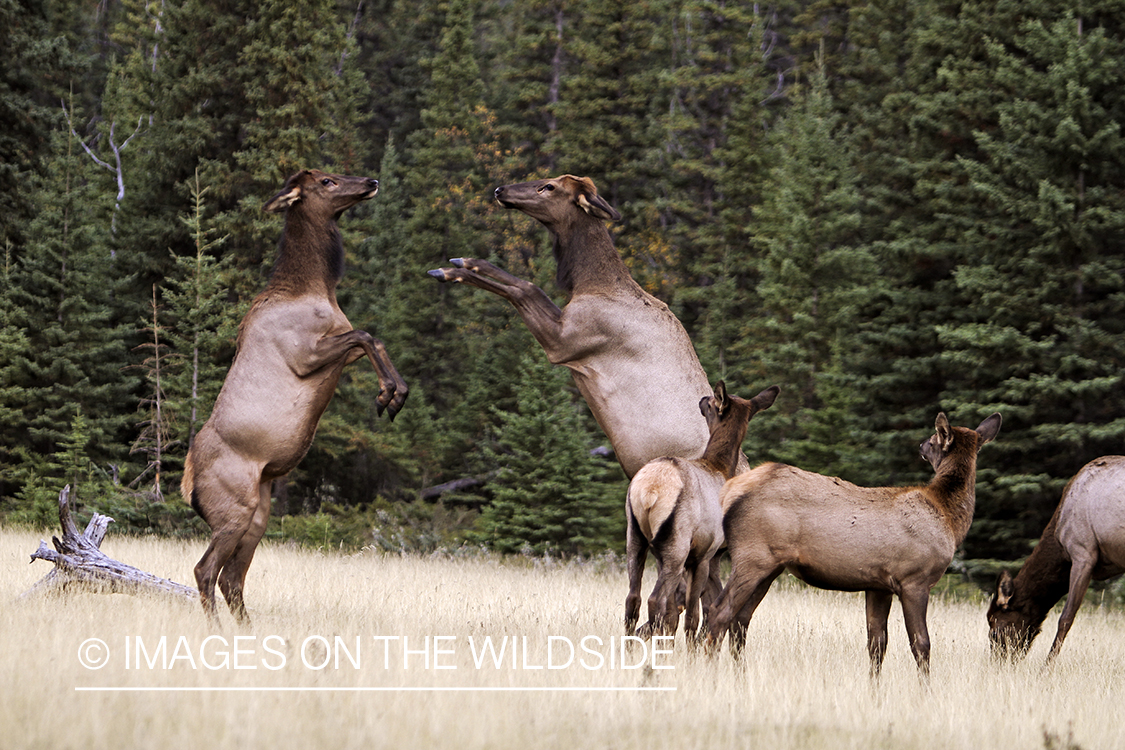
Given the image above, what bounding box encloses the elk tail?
[628,459,684,542]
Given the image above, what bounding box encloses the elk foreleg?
[429,259,582,360]
[865,589,893,678]
[900,587,932,677]
[303,330,408,418]
[1047,551,1097,662]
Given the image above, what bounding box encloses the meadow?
[2,527,1122,750]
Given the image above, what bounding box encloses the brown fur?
[988,456,1125,662]
[707,412,1002,676]
[182,169,408,622]
[624,383,779,645]
[429,175,730,478]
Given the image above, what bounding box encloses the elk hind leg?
[217,481,272,624]
[865,589,893,678]
[192,466,261,622]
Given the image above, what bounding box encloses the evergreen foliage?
[2,0,1123,563]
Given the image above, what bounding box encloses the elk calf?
[182,169,407,622]
[707,412,1001,676]
[988,455,1125,662]
[625,382,779,644]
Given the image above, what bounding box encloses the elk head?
[919,412,1002,471]
[494,175,621,227]
[263,169,379,219]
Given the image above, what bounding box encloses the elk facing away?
[429,175,724,479]
[706,412,1002,676]
[182,169,408,622]
[625,382,779,645]
[988,455,1125,662]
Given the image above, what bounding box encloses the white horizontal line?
[75,686,676,693]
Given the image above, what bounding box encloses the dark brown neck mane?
[551,218,635,297]
[267,210,344,296]
[928,428,980,543]
[698,402,753,480]
[1009,508,1072,630]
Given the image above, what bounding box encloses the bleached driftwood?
[22,486,197,602]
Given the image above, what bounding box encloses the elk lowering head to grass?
[625,382,779,645]
[182,169,408,623]
[988,456,1125,662]
[429,175,725,479]
[706,411,1002,676]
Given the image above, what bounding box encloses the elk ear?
[976,412,1002,445]
[995,570,1014,607]
[713,381,730,416]
[264,184,302,213]
[576,188,621,222]
[751,385,780,413]
[935,412,954,450]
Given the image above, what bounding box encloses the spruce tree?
[472,352,622,556]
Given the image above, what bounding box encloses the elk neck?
[266,211,345,297]
[927,437,980,543]
[698,407,752,480]
[551,219,636,297]
[1008,507,1072,628]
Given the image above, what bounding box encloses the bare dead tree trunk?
[21,486,197,602]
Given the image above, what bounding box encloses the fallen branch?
[21,486,197,602]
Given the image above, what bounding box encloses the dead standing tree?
[22,486,196,602]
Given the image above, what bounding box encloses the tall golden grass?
[2,527,1122,750]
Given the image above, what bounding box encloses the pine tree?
[472,352,623,556]
[942,11,1125,556]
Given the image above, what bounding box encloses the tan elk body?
[429,175,723,478]
[707,412,1001,675]
[625,383,779,643]
[988,455,1125,662]
[182,169,407,622]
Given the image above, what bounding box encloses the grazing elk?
[182,169,408,622]
[429,175,726,479]
[988,455,1125,662]
[625,382,779,645]
[706,412,1002,676]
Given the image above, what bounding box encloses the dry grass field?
[2,526,1123,750]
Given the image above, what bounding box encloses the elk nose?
[367,178,379,190]
[494,186,505,200]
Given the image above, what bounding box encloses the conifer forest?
[2,0,1124,567]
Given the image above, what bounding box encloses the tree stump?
[22,486,198,602]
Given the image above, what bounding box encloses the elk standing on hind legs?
[706,411,1002,677]
[988,455,1125,663]
[429,175,731,479]
[625,382,779,646]
[182,169,408,623]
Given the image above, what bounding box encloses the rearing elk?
[625,382,779,645]
[706,412,1001,676]
[429,175,727,479]
[988,455,1125,662]
[182,169,408,622]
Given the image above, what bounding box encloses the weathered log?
[21,486,197,602]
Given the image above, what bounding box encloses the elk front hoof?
[427,268,450,281]
[449,257,467,268]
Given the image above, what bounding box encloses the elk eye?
[537,184,555,193]
[321,178,335,186]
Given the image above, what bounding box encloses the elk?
[706,412,1002,676]
[182,169,408,622]
[429,175,727,479]
[988,455,1125,662]
[625,382,779,645]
